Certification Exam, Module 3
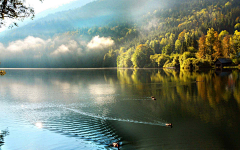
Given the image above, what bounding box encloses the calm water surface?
[0,68,240,150]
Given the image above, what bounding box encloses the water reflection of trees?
[111,69,240,126]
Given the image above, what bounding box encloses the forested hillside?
[1,0,240,68]
[102,0,240,69]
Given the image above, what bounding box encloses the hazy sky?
[26,0,78,14]
[0,0,83,32]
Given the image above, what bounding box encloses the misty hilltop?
[0,0,240,68]
[0,0,169,43]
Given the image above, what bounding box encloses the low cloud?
[0,36,84,55]
[143,18,159,31]
[51,44,70,55]
[67,40,78,49]
[50,40,80,55]
[87,35,114,49]
[0,35,114,67]
[6,36,47,52]
[0,43,5,51]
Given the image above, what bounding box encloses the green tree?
[131,44,154,68]
[232,30,240,55]
[117,52,125,67]
[162,44,172,55]
[206,28,216,56]
[151,54,170,67]
[117,47,134,68]
[119,47,126,54]
[235,23,240,29]
[150,40,160,53]
[175,39,182,54]
[169,33,176,45]
[124,48,135,67]
[103,49,117,67]
[180,51,195,68]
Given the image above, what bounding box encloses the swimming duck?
[166,123,172,128]
[151,96,156,100]
[109,142,120,148]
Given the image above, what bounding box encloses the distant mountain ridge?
[0,0,169,44]
[34,0,94,19]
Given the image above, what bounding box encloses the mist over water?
[0,68,240,149]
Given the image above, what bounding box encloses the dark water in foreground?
[0,68,240,150]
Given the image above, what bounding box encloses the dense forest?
[101,0,240,69]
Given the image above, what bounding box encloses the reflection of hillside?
[113,69,240,126]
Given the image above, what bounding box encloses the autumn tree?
[178,29,186,42]
[232,30,240,55]
[212,32,223,60]
[219,30,229,40]
[222,35,231,58]
[131,44,154,68]
[206,28,216,57]
[197,34,207,59]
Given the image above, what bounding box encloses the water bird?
[109,142,120,149]
[151,96,156,100]
[166,123,172,128]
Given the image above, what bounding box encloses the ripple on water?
[41,109,122,146]
[1,100,168,149]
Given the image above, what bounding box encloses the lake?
[0,68,240,150]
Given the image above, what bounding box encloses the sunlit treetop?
[0,0,43,28]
